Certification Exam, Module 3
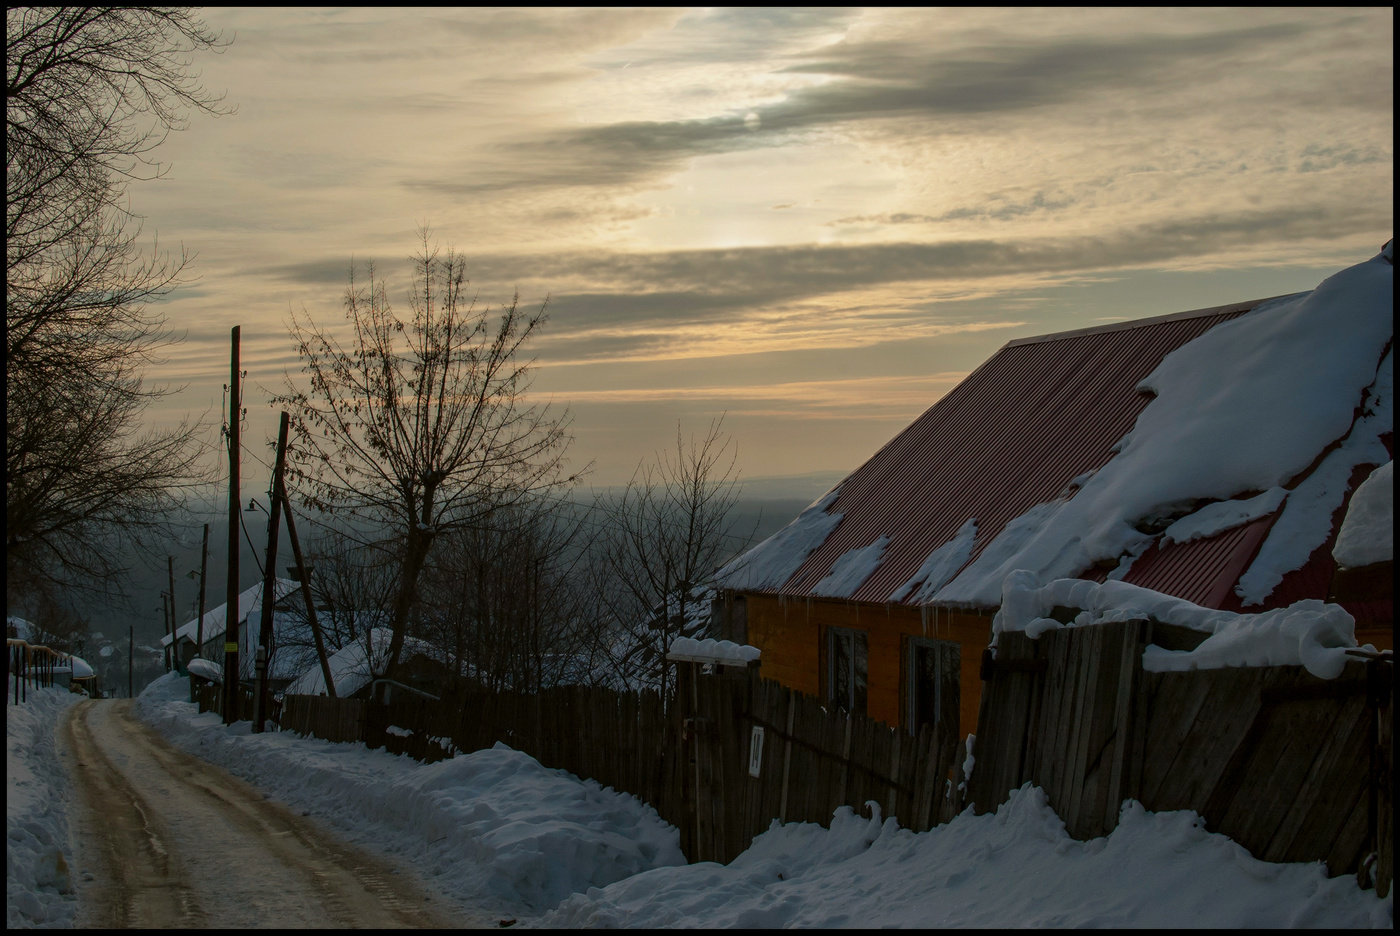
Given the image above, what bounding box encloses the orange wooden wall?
[740,593,992,742]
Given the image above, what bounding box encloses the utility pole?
[161,591,171,672]
[252,412,290,732]
[280,448,337,698]
[128,625,134,698]
[224,326,241,724]
[197,523,209,655]
[168,555,178,670]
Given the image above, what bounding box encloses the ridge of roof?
[1000,293,1302,350]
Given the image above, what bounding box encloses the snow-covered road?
[61,699,482,928]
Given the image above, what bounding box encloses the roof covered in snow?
[283,627,443,698]
[718,244,1394,613]
[160,579,300,648]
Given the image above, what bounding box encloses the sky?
[127,7,1393,499]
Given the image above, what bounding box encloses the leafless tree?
[592,418,745,698]
[417,493,605,694]
[6,8,230,595]
[274,227,578,680]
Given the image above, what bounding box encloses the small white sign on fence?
[748,725,765,778]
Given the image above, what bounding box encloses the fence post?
[778,688,795,823]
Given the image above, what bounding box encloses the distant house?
[713,243,1393,744]
[283,626,452,703]
[161,579,305,688]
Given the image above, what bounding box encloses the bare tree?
[6,8,229,595]
[592,418,745,697]
[274,227,578,680]
[418,493,603,694]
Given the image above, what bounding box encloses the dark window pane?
[830,628,851,711]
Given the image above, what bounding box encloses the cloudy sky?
[133,7,1393,494]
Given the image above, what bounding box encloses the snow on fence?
[968,619,1392,897]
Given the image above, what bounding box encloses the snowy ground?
[9,673,1392,928]
[7,687,82,928]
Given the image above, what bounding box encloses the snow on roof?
[993,572,1363,680]
[53,655,94,679]
[811,535,889,598]
[724,245,1393,612]
[283,627,441,698]
[160,578,300,648]
[1332,460,1393,570]
[716,489,843,591]
[6,617,34,641]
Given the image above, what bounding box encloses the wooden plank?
[779,686,795,823]
[1062,625,1099,832]
[1045,625,1080,816]
[1145,667,1264,811]
[1262,693,1367,862]
[1083,622,1129,840]
[1104,620,1145,833]
[1279,691,1371,866]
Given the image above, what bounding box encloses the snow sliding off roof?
[718,244,1394,610]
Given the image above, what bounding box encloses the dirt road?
[61,699,482,928]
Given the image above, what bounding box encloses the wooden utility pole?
[252,412,290,732]
[196,523,209,654]
[167,555,178,669]
[161,591,171,672]
[128,625,134,698]
[281,482,336,699]
[224,326,241,724]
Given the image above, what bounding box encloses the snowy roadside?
[7,687,82,928]
[544,788,1392,928]
[130,673,1391,928]
[133,673,685,921]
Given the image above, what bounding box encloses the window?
[905,636,959,739]
[827,626,868,715]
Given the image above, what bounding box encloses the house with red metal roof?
[713,243,1393,744]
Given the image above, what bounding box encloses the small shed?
[715,243,1393,743]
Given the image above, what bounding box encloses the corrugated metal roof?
[758,300,1275,609]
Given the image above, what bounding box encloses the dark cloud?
[835,191,1079,227]
[263,204,1383,353]
[410,20,1320,194]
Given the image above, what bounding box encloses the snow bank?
[811,535,889,598]
[1333,460,1393,569]
[715,489,842,591]
[935,248,1392,606]
[667,637,761,664]
[135,673,684,915]
[542,785,1390,928]
[7,688,82,928]
[994,573,1364,679]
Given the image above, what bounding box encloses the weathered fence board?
[969,619,1391,890]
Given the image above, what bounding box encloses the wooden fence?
[279,694,365,744]
[193,680,256,723]
[969,619,1393,896]
[275,666,966,865]
[677,663,964,864]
